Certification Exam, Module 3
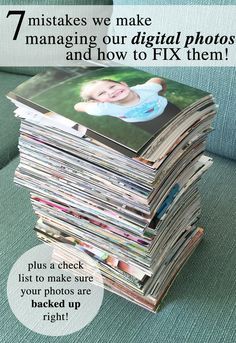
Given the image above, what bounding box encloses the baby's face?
[87,81,131,103]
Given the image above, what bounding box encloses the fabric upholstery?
[0,72,28,168]
[1,154,235,343]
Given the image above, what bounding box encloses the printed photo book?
[7,65,216,311]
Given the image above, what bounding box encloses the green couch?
[1,2,235,343]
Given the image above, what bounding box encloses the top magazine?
[8,66,211,161]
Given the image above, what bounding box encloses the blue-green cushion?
[0,71,29,168]
[1,154,235,342]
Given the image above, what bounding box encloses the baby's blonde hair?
[80,79,120,101]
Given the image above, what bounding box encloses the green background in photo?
[13,67,208,152]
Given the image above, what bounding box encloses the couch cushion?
[0,72,29,168]
[1,154,235,342]
[0,67,48,77]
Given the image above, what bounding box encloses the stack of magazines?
[7,66,216,311]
